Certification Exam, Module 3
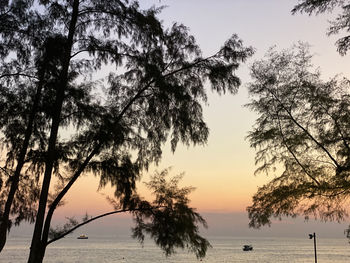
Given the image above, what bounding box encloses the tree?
[246,44,350,229]
[0,1,254,262]
[292,0,350,55]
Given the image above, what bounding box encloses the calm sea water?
[2,235,350,262]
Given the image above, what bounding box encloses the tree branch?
[275,105,321,186]
[0,166,12,178]
[70,48,137,59]
[0,73,38,80]
[268,86,341,168]
[0,9,10,16]
[46,206,163,245]
[41,144,101,244]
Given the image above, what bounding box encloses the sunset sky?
[45,0,350,238]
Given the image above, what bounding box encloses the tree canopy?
[245,0,350,232]
[246,43,350,228]
[0,1,253,262]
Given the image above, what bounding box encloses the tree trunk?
[27,110,62,263]
[0,81,42,253]
[27,1,80,262]
[27,241,46,263]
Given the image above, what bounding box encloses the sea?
[1,235,350,263]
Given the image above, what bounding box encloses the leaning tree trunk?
[0,81,42,253]
[27,1,80,262]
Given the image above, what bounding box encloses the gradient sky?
[48,0,350,237]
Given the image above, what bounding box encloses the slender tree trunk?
[27,98,64,263]
[27,1,80,262]
[0,81,42,253]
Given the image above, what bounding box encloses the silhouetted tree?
[293,0,350,55]
[246,44,350,228]
[0,1,254,262]
[0,0,55,252]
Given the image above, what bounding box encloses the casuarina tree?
[245,0,350,234]
[246,44,350,229]
[0,1,254,262]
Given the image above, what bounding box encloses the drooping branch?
[46,206,163,245]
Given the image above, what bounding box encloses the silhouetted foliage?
[0,0,54,251]
[293,0,350,55]
[48,216,79,240]
[0,1,253,262]
[132,170,210,259]
[48,169,210,259]
[246,44,350,228]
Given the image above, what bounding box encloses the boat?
[243,245,253,251]
[77,234,88,239]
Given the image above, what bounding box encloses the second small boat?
[243,245,253,251]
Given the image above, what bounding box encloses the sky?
[11,0,350,239]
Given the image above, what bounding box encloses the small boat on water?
[243,245,253,251]
[77,234,88,239]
